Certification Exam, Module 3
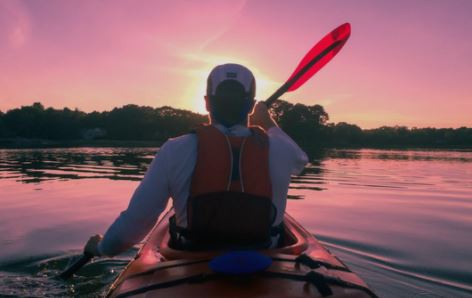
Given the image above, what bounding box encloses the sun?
[193,97,208,114]
[189,71,278,114]
[253,72,279,102]
[189,70,278,114]
[189,74,209,114]
[182,54,280,114]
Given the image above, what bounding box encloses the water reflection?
[1,147,472,297]
[325,148,472,163]
[0,148,157,183]
[2,147,470,193]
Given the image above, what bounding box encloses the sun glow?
[191,79,208,114]
[183,54,281,114]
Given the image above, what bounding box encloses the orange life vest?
[178,125,276,249]
[190,124,272,197]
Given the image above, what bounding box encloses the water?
[0,147,471,297]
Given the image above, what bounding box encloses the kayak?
[106,209,376,297]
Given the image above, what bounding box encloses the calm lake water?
[0,147,471,297]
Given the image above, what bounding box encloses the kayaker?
[84,63,308,256]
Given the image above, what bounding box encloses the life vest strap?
[190,125,272,198]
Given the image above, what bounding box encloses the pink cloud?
[0,1,31,48]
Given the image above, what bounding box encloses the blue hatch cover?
[209,251,272,275]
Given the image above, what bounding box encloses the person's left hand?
[84,234,103,256]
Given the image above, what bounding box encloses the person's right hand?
[249,102,278,130]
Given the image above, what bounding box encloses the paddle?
[265,23,351,107]
[58,252,94,280]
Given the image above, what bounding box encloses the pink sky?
[1,0,471,128]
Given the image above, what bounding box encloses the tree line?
[0,102,207,141]
[0,101,471,148]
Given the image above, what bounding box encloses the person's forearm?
[98,216,135,257]
[268,126,308,174]
[96,148,171,256]
[97,209,155,256]
[256,115,277,130]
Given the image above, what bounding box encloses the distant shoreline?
[1,138,471,151]
[2,102,471,150]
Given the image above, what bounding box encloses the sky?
[1,0,471,128]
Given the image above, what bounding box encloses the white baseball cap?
[206,63,256,98]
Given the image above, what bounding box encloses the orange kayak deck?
[106,210,377,297]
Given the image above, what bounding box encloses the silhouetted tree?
[0,111,8,137]
[330,122,363,146]
[3,102,46,138]
[1,101,471,148]
[270,99,329,145]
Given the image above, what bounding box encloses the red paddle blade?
[286,23,351,92]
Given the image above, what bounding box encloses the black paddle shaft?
[264,40,343,108]
[59,253,93,280]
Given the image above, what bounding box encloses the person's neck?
[209,116,248,128]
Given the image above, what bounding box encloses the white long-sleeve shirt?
[98,124,308,256]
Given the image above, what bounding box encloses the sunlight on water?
[288,149,472,297]
[0,147,471,297]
